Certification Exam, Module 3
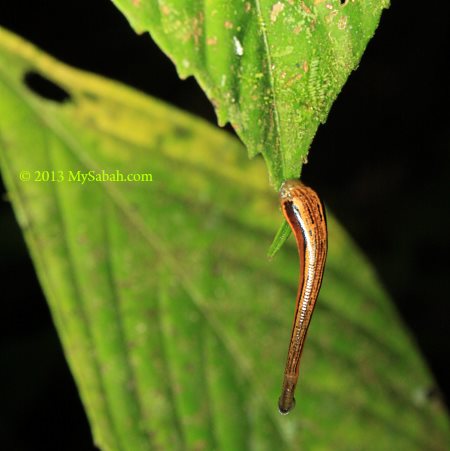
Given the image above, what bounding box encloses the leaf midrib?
[254,0,284,180]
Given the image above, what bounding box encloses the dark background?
[1,1,448,449]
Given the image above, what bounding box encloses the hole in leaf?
[340,0,347,5]
[24,71,71,103]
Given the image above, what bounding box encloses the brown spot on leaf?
[271,2,285,23]
[184,12,205,45]
[337,15,348,29]
[301,1,312,14]
[286,72,303,87]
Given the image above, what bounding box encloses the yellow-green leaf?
[0,27,448,451]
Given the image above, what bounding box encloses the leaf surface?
[109,0,389,186]
[0,28,448,451]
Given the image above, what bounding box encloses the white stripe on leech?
[292,204,316,327]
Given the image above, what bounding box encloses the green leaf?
[267,219,290,259]
[108,0,389,187]
[0,28,448,451]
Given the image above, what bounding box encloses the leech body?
[278,179,328,415]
